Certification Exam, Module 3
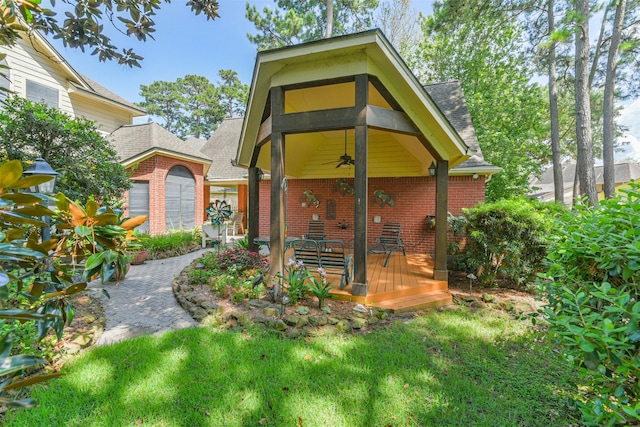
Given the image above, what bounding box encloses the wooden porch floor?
[326,252,452,312]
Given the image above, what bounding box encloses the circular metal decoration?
[206,200,232,225]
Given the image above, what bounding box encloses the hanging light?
[428,161,437,177]
[22,158,59,194]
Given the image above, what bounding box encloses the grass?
[4,309,578,427]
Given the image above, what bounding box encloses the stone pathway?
[92,249,213,346]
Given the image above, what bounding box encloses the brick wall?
[258,176,485,253]
[124,155,206,235]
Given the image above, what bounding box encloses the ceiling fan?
[323,130,355,168]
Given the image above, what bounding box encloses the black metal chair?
[303,221,326,250]
[367,222,406,267]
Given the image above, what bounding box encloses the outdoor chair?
[367,222,406,267]
[303,220,326,250]
[226,212,245,236]
[292,239,353,290]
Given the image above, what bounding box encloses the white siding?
[0,34,134,131]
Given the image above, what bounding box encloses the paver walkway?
[93,249,212,346]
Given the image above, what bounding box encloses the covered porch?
[236,31,474,306]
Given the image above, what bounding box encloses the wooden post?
[247,168,260,253]
[270,87,286,296]
[434,160,448,280]
[352,74,368,296]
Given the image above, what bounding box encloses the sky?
[46,0,639,162]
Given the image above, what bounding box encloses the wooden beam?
[352,74,369,296]
[270,87,286,294]
[248,168,260,253]
[366,105,421,135]
[369,76,403,111]
[256,117,272,147]
[272,107,361,134]
[434,160,449,281]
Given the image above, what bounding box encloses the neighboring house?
[529,159,640,203]
[0,31,145,132]
[110,123,211,235]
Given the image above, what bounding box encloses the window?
[0,58,9,102]
[26,80,58,107]
[129,181,150,234]
[165,166,195,231]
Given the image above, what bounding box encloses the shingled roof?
[72,74,146,115]
[201,118,247,184]
[423,81,499,174]
[110,122,211,167]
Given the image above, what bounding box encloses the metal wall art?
[303,189,320,208]
[373,189,394,208]
[335,178,354,196]
[326,199,336,220]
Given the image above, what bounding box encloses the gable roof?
[423,81,500,175]
[237,29,473,173]
[110,122,211,170]
[201,118,247,185]
[23,31,146,116]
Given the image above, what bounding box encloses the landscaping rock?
[264,307,278,317]
[296,307,309,315]
[284,316,299,327]
[308,316,321,326]
[482,293,499,303]
[297,316,309,328]
[248,299,270,309]
[83,314,96,324]
[71,333,93,347]
[351,317,367,329]
[336,320,351,332]
[318,325,337,336]
[368,317,380,326]
[353,304,369,313]
[274,319,287,331]
[192,307,208,320]
[285,328,302,339]
[327,317,339,325]
[322,306,332,314]
[469,300,486,309]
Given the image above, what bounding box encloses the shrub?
[216,249,268,273]
[139,230,200,259]
[539,183,640,425]
[460,197,557,287]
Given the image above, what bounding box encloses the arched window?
[165,165,195,230]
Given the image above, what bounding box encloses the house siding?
[125,155,206,235]
[259,176,485,253]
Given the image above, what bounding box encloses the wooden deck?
[326,252,452,312]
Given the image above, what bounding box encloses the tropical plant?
[0,160,146,409]
[308,267,334,309]
[539,182,640,425]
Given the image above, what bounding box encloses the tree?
[414,0,550,200]
[175,75,223,139]
[0,97,130,205]
[138,81,184,134]
[0,0,220,68]
[603,0,628,198]
[574,0,598,206]
[217,69,250,119]
[375,0,421,59]
[138,72,249,139]
[245,0,379,50]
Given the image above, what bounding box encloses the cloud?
[617,99,640,162]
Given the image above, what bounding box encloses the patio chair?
[227,212,245,236]
[292,239,352,290]
[303,220,326,249]
[367,222,405,268]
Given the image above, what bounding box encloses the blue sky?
[46,0,639,161]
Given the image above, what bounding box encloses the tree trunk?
[325,0,334,38]
[548,0,564,204]
[574,0,598,206]
[603,0,627,199]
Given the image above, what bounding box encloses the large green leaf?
[0,397,37,408]
[84,252,106,271]
[13,175,55,190]
[1,192,45,204]
[2,372,64,391]
[0,160,23,188]
[0,354,47,377]
[0,210,47,226]
[0,309,56,321]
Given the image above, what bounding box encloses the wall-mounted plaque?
[326,199,336,220]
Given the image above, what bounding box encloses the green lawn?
[4,308,578,427]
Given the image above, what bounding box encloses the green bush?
[539,183,640,425]
[138,230,200,259]
[460,197,557,287]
